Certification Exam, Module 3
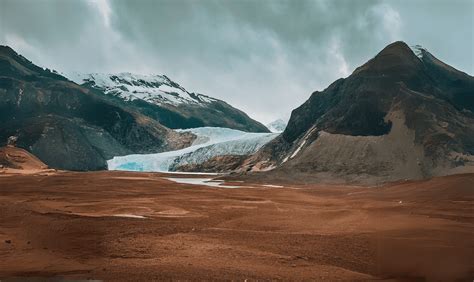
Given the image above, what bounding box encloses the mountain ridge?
[0,45,270,170]
[239,41,474,184]
[0,45,195,170]
[66,72,270,133]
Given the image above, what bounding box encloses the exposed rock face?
[174,154,247,173]
[242,41,474,184]
[67,73,269,133]
[0,46,195,171]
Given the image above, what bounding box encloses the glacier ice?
[266,118,288,133]
[107,127,279,172]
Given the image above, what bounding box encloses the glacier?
[107,127,279,172]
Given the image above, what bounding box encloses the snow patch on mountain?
[409,44,427,60]
[266,119,287,133]
[107,127,278,172]
[66,72,217,106]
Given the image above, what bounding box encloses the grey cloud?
[0,0,147,73]
[1,0,472,123]
[107,0,395,121]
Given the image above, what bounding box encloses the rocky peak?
[0,45,65,80]
[244,41,474,184]
[0,45,18,58]
[353,41,422,75]
[66,72,217,107]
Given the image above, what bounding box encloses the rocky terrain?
[0,170,472,280]
[0,46,269,171]
[0,45,198,171]
[0,46,274,170]
[68,72,269,133]
[242,42,474,184]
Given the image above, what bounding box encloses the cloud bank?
[1,0,472,123]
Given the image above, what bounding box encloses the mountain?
[108,127,278,172]
[0,146,48,171]
[0,46,195,171]
[67,72,269,133]
[266,119,287,133]
[241,41,474,184]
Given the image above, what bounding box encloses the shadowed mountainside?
[241,41,474,184]
[0,46,195,170]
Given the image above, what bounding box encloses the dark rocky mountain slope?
[0,46,194,170]
[241,42,474,184]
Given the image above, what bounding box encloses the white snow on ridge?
[266,118,287,133]
[65,72,217,106]
[107,127,278,172]
[409,44,426,60]
[290,138,307,159]
[283,125,318,163]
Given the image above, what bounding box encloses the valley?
[0,170,472,280]
[1,24,473,281]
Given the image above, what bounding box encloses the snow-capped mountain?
[409,44,427,60]
[0,46,196,171]
[107,127,278,172]
[266,119,287,133]
[67,72,218,106]
[65,72,269,133]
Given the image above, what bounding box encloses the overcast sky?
[1,0,473,124]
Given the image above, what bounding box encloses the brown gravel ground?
[0,171,472,281]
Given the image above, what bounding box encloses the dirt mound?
[0,146,48,170]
